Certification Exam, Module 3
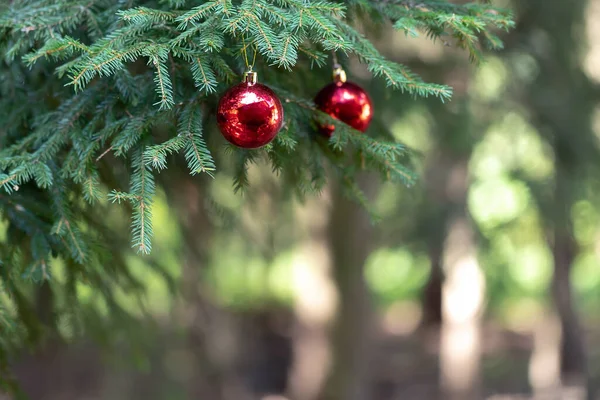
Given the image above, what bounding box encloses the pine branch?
[23,36,88,65]
[0,174,17,194]
[50,180,88,263]
[179,104,216,177]
[118,7,178,26]
[144,136,186,171]
[383,0,515,61]
[231,149,252,194]
[176,0,231,29]
[128,149,155,254]
[335,21,453,99]
[191,55,218,93]
[146,47,175,109]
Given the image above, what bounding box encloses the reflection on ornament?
[217,71,284,148]
[314,66,373,137]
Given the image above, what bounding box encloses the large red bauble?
[314,81,373,137]
[217,81,284,148]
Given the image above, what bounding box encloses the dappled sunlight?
[571,252,600,295]
[471,57,508,101]
[441,323,481,396]
[470,113,554,181]
[469,177,530,230]
[210,174,244,211]
[0,212,6,241]
[390,106,434,154]
[290,242,336,327]
[528,310,561,394]
[381,301,422,337]
[584,0,600,83]
[207,239,273,307]
[443,253,484,324]
[499,298,546,333]
[389,30,446,63]
[507,245,553,294]
[372,182,405,220]
[267,251,296,302]
[572,200,600,245]
[591,106,600,146]
[365,248,430,303]
[152,190,182,248]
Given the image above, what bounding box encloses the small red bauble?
[217,71,284,148]
[314,67,373,137]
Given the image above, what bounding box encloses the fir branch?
[255,2,289,25]
[144,136,186,171]
[62,218,86,263]
[23,36,88,65]
[274,31,299,69]
[81,171,102,204]
[128,149,155,255]
[247,12,276,55]
[0,175,17,194]
[1,0,100,39]
[210,56,238,83]
[231,149,253,194]
[68,44,146,91]
[112,110,168,157]
[179,104,216,177]
[336,21,453,99]
[191,56,218,93]
[176,0,231,29]
[298,45,327,67]
[49,177,88,264]
[383,1,515,61]
[147,50,175,110]
[196,22,225,52]
[118,7,178,26]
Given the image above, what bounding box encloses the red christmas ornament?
[217,70,284,148]
[314,66,373,137]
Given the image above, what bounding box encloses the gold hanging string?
[331,50,339,68]
[251,42,257,70]
[241,36,259,84]
[241,35,251,70]
[241,36,257,72]
[331,51,346,83]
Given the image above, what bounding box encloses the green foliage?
[0,0,512,391]
[384,1,514,61]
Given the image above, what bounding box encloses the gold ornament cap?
[243,69,257,86]
[333,63,347,84]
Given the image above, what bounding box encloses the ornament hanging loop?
[241,35,258,85]
[332,64,347,84]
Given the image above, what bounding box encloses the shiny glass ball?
[314,81,373,137]
[217,82,284,148]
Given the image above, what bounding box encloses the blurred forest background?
[4,0,600,399]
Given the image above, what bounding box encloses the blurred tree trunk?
[438,159,484,400]
[323,175,376,400]
[173,179,221,399]
[514,0,594,394]
[421,248,443,327]
[169,177,246,400]
[287,193,336,400]
[550,175,587,392]
[420,154,455,329]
